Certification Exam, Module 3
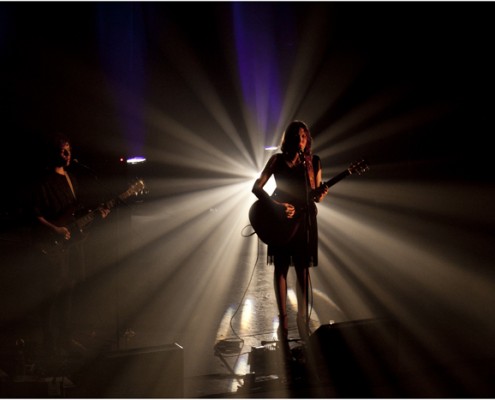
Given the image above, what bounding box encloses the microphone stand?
[72,159,101,184]
[299,151,312,333]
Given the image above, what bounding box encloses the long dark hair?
[280,120,312,156]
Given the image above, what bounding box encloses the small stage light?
[126,156,147,164]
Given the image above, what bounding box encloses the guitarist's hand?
[314,185,329,202]
[99,206,111,218]
[281,203,296,219]
[38,216,72,241]
[54,226,71,240]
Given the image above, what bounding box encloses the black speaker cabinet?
[78,343,184,398]
[307,318,399,394]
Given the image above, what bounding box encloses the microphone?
[72,158,89,169]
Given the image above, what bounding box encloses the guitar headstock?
[348,159,370,176]
[123,179,147,199]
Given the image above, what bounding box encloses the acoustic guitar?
[249,159,369,246]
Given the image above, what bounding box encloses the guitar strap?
[305,155,316,190]
[64,172,77,199]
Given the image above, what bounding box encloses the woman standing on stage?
[252,120,328,344]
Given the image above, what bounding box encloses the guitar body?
[32,206,78,256]
[248,200,300,246]
[249,159,369,246]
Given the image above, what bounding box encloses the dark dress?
[268,153,321,267]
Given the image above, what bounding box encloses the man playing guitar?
[31,134,110,356]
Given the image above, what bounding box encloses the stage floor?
[2,298,495,398]
[2,221,495,398]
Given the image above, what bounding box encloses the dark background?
[0,2,494,396]
[1,2,494,196]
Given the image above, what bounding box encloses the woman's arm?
[252,155,296,219]
[252,155,276,202]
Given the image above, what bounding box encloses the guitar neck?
[323,169,351,189]
[73,186,139,230]
[74,209,98,230]
[74,198,117,230]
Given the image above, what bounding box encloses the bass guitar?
[37,178,146,255]
[249,159,369,246]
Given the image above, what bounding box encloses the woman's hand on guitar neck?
[314,184,329,202]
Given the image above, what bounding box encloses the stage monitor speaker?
[79,343,184,398]
[307,318,400,392]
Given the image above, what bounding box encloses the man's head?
[48,134,72,168]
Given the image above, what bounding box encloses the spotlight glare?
[127,156,147,164]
